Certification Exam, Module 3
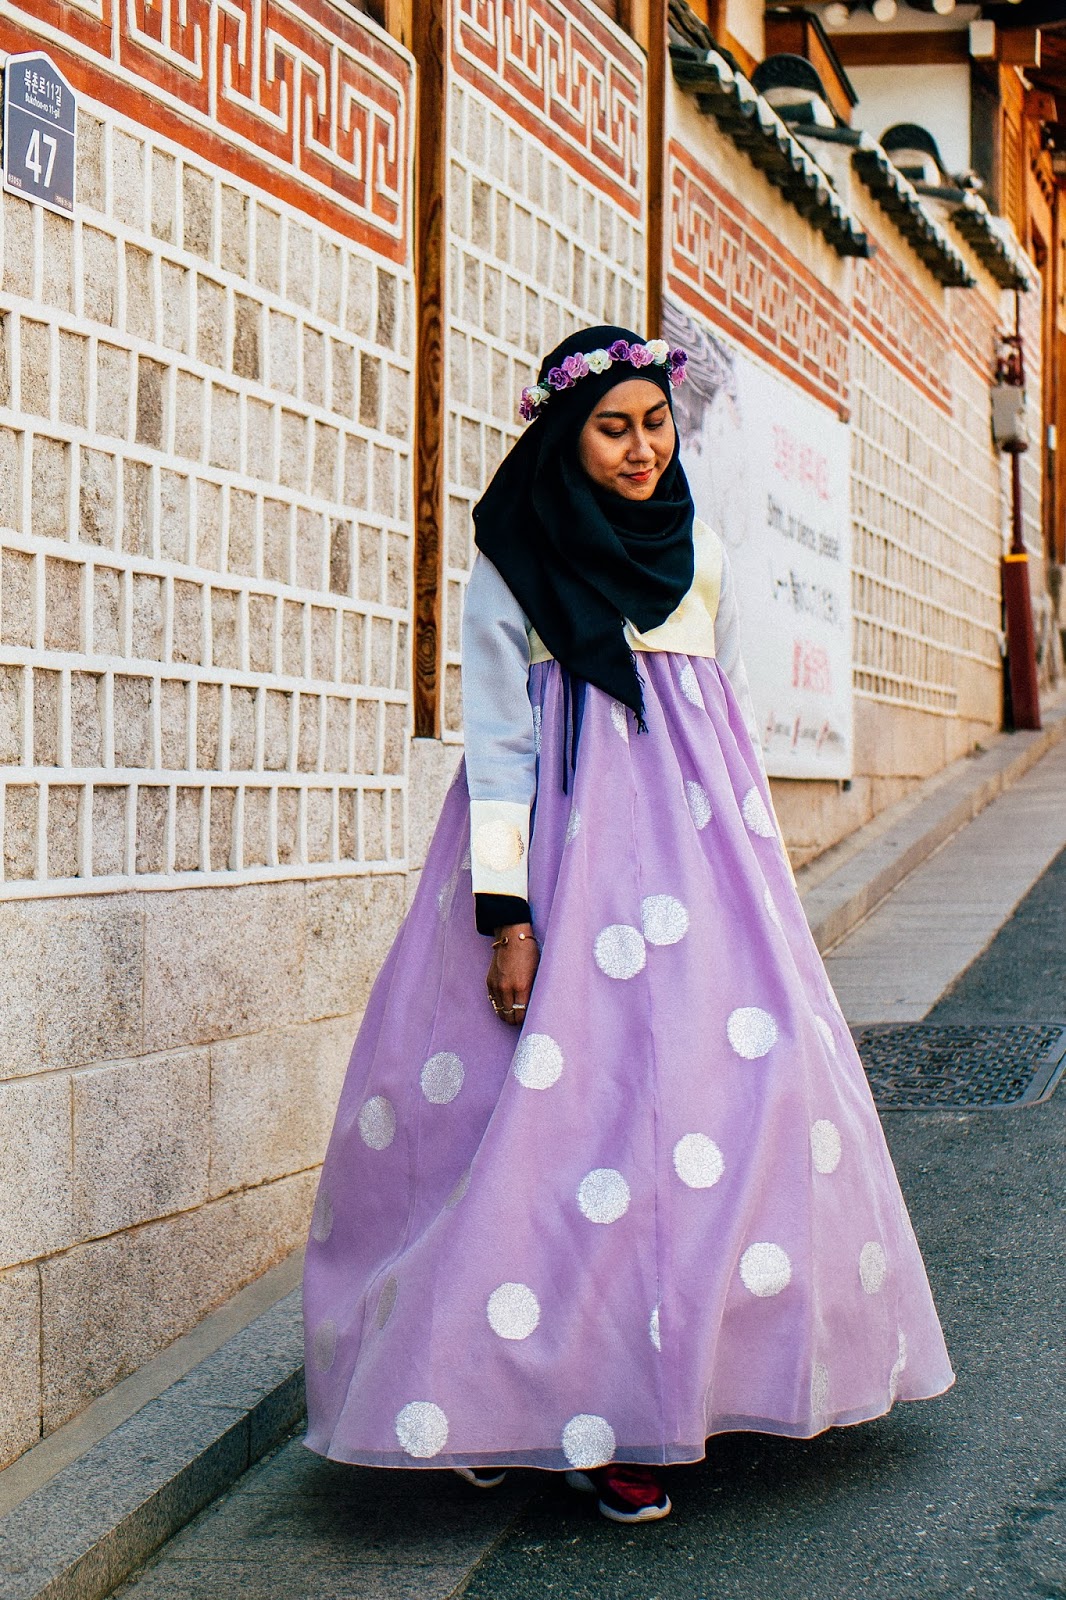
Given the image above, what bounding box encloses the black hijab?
[472,325,695,723]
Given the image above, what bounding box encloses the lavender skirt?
[303,654,953,1470]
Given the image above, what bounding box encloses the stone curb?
[799,694,1066,954]
[0,1290,305,1600]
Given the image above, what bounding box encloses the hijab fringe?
[631,652,649,736]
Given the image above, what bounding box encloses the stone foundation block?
[0,1264,41,1469]
[304,874,405,1018]
[208,1014,355,1197]
[0,1076,75,1268]
[39,1169,315,1432]
[0,896,143,1080]
[72,1050,211,1240]
[141,883,306,1052]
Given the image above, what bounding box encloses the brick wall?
[0,3,415,1467]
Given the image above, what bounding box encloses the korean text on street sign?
[3,52,76,216]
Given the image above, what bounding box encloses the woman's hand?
[487,923,540,1026]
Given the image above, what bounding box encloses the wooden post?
[627,0,667,339]
[411,0,446,738]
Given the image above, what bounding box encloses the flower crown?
[519,338,688,423]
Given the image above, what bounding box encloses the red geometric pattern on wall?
[852,245,952,414]
[666,142,849,415]
[453,0,644,218]
[0,0,412,260]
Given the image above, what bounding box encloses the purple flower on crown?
[667,348,688,372]
[628,344,653,368]
[519,390,539,421]
[547,365,573,391]
[607,339,631,362]
[561,352,590,382]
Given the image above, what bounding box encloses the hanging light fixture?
[870,0,897,21]
[823,2,852,26]
[908,0,957,13]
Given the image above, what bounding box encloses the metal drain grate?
[851,1024,1066,1110]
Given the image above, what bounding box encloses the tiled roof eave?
[849,143,976,288]
[917,188,1033,291]
[671,43,871,259]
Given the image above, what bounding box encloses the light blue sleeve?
[461,554,536,900]
[461,554,536,804]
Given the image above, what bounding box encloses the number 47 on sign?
[2,51,77,216]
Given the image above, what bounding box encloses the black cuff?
[475,893,533,937]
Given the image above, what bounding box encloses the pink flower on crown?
[668,365,687,387]
[519,390,539,421]
[561,352,590,382]
[608,339,631,362]
[547,365,573,390]
[628,344,653,368]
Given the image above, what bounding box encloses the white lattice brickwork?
[0,97,415,897]
[850,333,1003,716]
[442,77,645,738]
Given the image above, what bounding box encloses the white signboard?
[664,299,853,780]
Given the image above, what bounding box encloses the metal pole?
[1000,291,1041,732]
[1003,443,1042,730]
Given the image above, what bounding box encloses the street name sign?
[3,52,76,216]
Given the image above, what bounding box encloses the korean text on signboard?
[664,297,854,782]
[3,52,76,216]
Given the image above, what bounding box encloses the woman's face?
[577,378,676,500]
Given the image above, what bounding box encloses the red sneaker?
[589,1465,671,1523]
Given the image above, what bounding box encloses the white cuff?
[469,799,530,900]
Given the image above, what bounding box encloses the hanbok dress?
[302,518,953,1472]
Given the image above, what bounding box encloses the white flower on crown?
[645,338,670,363]
[586,348,612,374]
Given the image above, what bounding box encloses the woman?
[302,325,954,1525]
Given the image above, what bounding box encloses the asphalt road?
[113,849,1066,1600]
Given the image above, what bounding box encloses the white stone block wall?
[0,114,414,892]
[0,73,415,1464]
[849,328,1003,722]
[442,0,647,739]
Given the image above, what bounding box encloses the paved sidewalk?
[825,734,1066,1024]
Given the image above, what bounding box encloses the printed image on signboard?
[663,298,853,780]
[3,52,76,216]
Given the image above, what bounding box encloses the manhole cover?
[851,1024,1066,1110]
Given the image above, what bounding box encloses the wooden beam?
[412,0,446,738]
[832,31,969,68]
[635,0,667,337]
[383,0,414,50]
[1000,27,1041,68]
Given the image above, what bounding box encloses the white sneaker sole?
[598,1492,672,1524]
